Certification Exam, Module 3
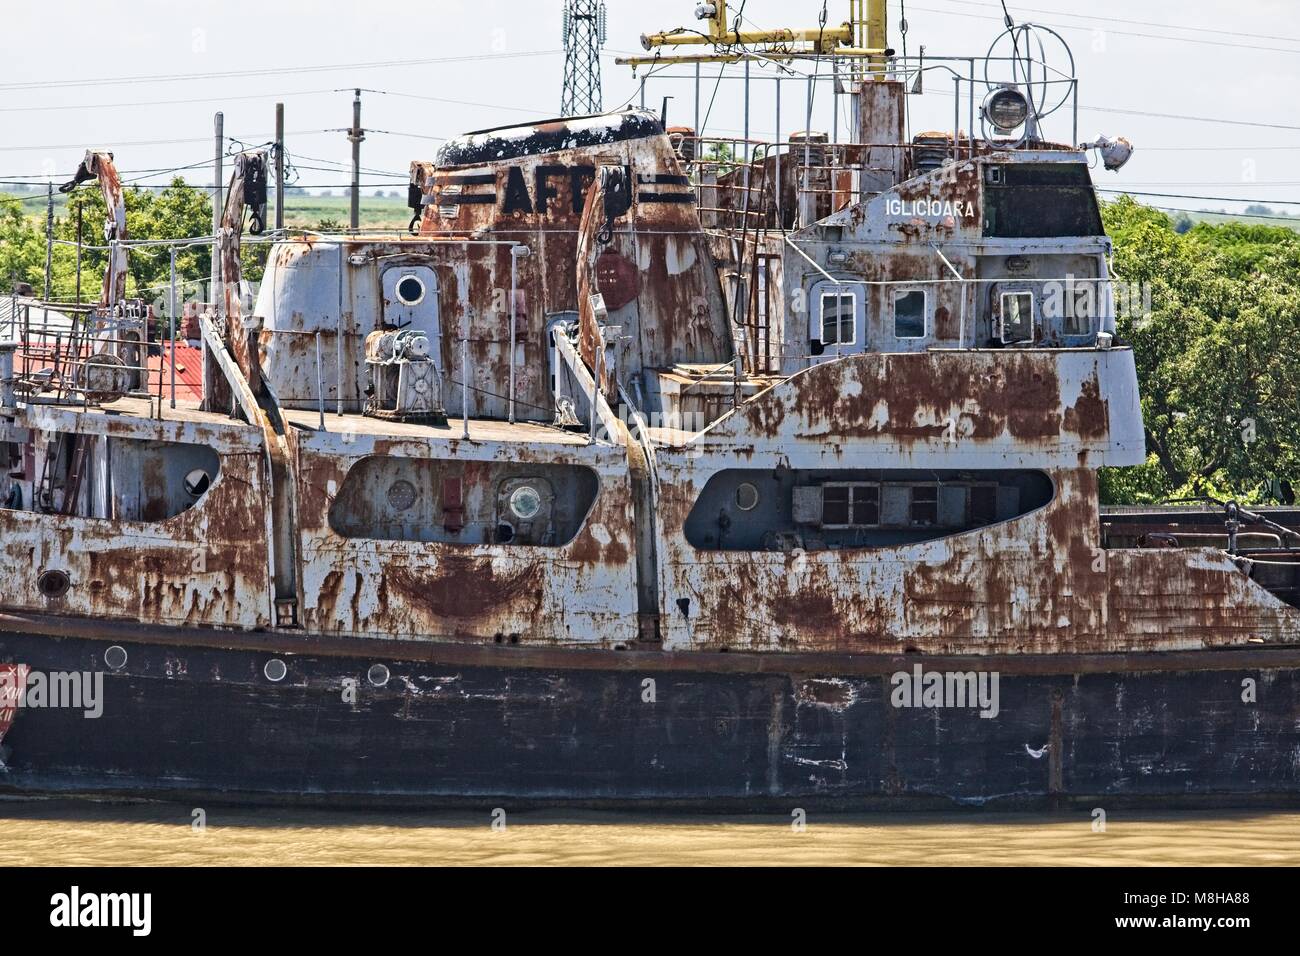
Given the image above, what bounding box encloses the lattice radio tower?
[560,0,607,116]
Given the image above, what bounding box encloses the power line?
[0,88,338,114]
[1140,205,1300,224]
[914,1,1300,55]
[353,87,554,117]
[1096,188,1300,206]
[0,50,563,93]
[0,130,330,153]
[934,0,1300,46]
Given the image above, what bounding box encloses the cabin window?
[1062,282,1094,335]
[892,289,927,339]
[909,485,938,526]
[999,291,1035,343]
[821,482,879,528]
[970,484,998,525]
[819,291,856,346]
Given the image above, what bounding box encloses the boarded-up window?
[970,485,997,524]
[821,483,879,528]
[910,485,938,526]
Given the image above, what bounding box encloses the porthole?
[509,486,542,521]
[37,569,70,599]
[183,468,211,498]
[395,275,426,306]
[104,645,128,671]
[386,479,417,512]
[263,658,287,682]
[735,482,760,511]
[367,663,390,687]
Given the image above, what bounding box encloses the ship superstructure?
[0,1,1297,807]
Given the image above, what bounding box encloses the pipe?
[275,102,285,231]
[460,325,469,440]
[336,245,345,416]
[168,247,177,409]
[315,331,325,431]
[508,244,531,424]
[589,326,601,444]
[774,75,782,227]
[641,25,853,50]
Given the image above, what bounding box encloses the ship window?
[999,291,1035,343]
[970,484,997,524]
[183,468,212,499]
[893,289,927,339]
[910,485,938,526]
[819,291,856,346]
[396,275,426,306]
[1062,283,1095,335]
[822,483,879,528]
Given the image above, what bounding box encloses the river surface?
[1,802,1298,865]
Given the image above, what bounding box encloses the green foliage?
[1100,196,1300,505]
[0,196,47,291]
[52,178,213,304]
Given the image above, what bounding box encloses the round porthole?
[263,658,287,682]
[395,275,425,306]
[735,482,760,511]
[183,468,211,498]
[509,486,542,521]
[104,645,128,671]
[37,569,70,599]
[367,663,390,687]
[386,479,417,512]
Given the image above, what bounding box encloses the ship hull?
[2,615,1300,810]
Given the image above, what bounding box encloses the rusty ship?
[0,1,1298,809]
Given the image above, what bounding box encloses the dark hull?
[2,615,1300,810]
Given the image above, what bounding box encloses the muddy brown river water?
[1,802,1297,866]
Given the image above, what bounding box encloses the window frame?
[808,280,865,354]
[998,289,1037,344]
[820,481,881,529]
[891,287,929,340]
[908,483,939,527]
[818,289,858,348]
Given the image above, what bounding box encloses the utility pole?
[348,89,364,230]
[207,110,223,413]
[275,102,285,231]
[560,0,607,116]
[43,183,53,300]
[74,205,82,306]
[212,111,223,309]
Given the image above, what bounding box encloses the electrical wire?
[933,0,1300,47]
[913,1,1300,56]
[0,50,564,93]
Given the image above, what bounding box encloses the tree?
[1101,196,1300,505]
[53,178,213,304]
[0,196,47,292]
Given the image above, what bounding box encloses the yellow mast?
[617,1,887,68]
[864,0,889,78]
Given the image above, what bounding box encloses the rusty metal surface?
[652,464,1300,653]
[6,606,1300,678]
[693,348,1144,466]
[0,406,272,630]
[290,426,639,645]
[415,109,733,386]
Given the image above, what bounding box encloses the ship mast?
[618,0,891,68]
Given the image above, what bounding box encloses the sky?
[1,0,1298,218]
